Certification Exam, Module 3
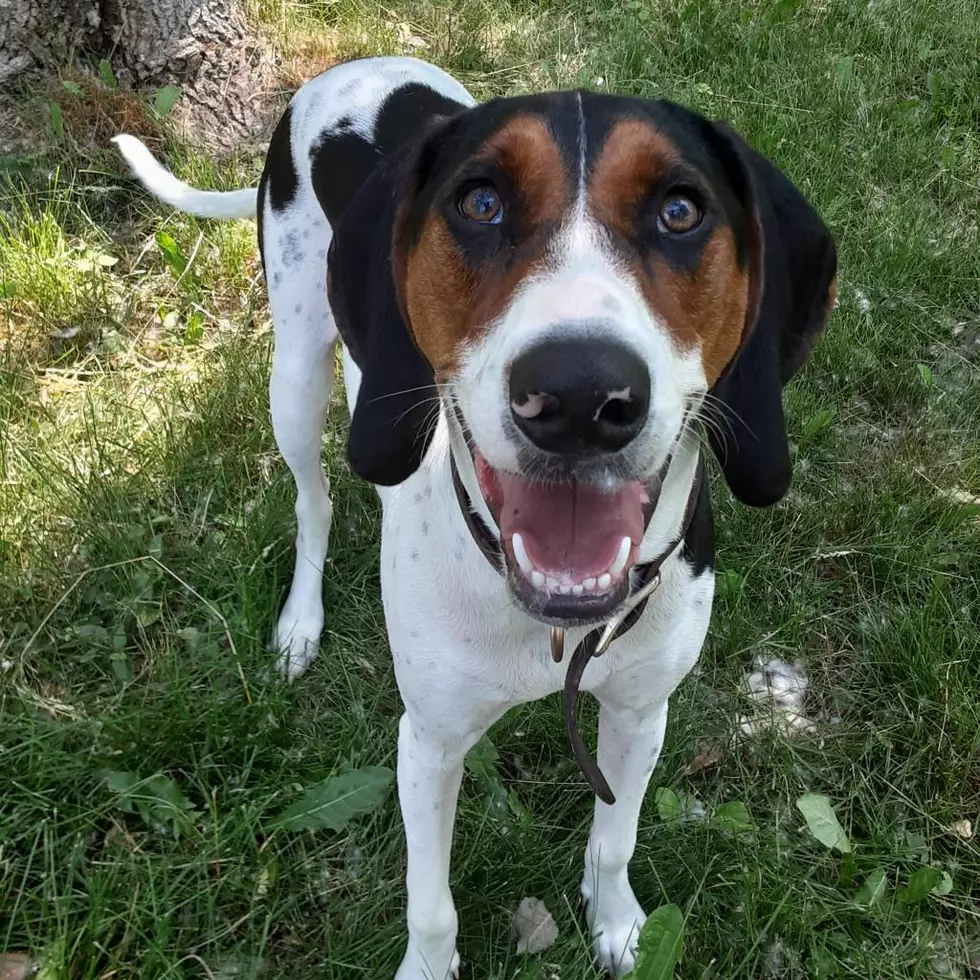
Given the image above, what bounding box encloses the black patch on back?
[264,105,298,212]
[257,104,298,270]
[310,83,467,228]
[682,460,715,576]
[256,178,266,271]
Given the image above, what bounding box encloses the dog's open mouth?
[473,452,658,625]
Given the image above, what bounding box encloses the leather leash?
[450,453,704,804]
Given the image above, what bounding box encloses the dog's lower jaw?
[582,867,646,977]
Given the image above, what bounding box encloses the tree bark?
[0,0,274,149]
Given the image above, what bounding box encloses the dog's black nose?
[509,336,650,455]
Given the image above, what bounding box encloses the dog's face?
[333,89,835,627]
[394,94,759,622]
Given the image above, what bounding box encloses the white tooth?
[572,584,584,596]
[610,536,632,578]
[583,577,597,591]
[546,576,560,591]
[511,533,532,574]
[531,570,546,589]
[598,573,612,590]
[559,584,572,595]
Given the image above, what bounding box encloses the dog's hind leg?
[265,205,338,679]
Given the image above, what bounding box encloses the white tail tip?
[112,134,258,220]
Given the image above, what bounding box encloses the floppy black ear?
[705,124,837,507]
[327,150,439,487]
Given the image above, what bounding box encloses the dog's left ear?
[327,122,455,487]
[705,123,837,507]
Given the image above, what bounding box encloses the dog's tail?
[112,134,258,220]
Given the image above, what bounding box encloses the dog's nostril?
[508,335,650,456]
[513,391,561,421]
[596,395,639,428]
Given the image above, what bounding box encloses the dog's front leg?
[581,696,669,977]
[394,703,503,980]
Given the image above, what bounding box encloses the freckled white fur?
[114,57,714,980]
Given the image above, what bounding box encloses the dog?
[114,55,836,979]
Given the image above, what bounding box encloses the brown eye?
[458,184,503,224]
[658,193,702,234]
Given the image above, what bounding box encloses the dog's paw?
[272,605,323,680]
[582,874,646,977]
[394,943,460,980]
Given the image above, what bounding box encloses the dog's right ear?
[327,123,456,487]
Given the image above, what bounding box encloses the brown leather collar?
[450,452,705,803]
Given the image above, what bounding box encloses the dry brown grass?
[49,72,164,147]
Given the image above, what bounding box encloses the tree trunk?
[0,0,273,149]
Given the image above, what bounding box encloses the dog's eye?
[658,193,702,234]
[458,184,503,224]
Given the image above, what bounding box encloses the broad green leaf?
[802,408,834,441]
[656,788,704,824]
[854,866,887,907]
[61,80,84,96]
[154,85,182,117]
[709,801,756,833]
[185,310,205,344]
[628,903,684,979]
[77,624,109,645]
[796,793,851,853]
[464,734,499,782]
[110,651,132,684]
[99,59,117,89]
[834,55,854,88]
[917,363,935,387]
[49,102,64,138]
[898,866,943,903]
[275,766,394,832]
[809,940,837,978]
[932,870,953,896]
[155,231,187,277]
[655,787,681,823]
[101,769,195,834]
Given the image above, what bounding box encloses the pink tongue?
[494,470,647,575]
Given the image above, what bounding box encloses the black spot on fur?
[310,83,466,228]
[281,230,304,268]
[264,105,298,213]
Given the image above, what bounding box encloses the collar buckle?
[593,570,663,658]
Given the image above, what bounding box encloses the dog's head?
[329,91,836,625]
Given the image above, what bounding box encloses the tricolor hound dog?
[114,55,836,979]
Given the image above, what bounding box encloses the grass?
[2,0,979,976]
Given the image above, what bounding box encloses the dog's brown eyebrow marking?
[400,113,575,375]
[588,117,750,385]
[589,118,681,225]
